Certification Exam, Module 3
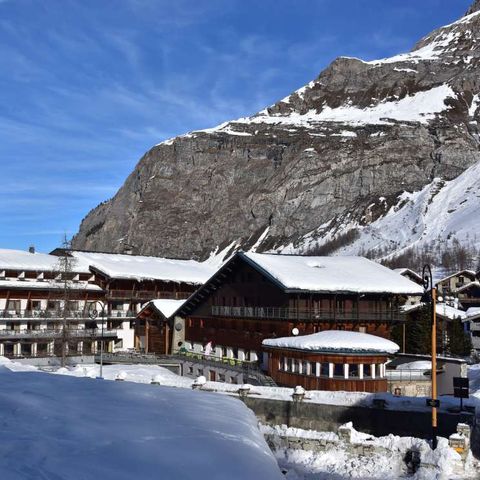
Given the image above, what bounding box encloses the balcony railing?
[469,322,480,332]
[0,309,136,320]
[211,305,404,322]
[107,290,191,300]
[0,328,117,339]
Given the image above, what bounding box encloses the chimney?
[28,245,35,254]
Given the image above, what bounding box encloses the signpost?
[453,377,469,411]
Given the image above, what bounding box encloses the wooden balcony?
[211,305,404,323]
[107,290,190,301]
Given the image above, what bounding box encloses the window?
[364,364,372,377]
[321,363,330,377]
[31,301,41,311]
[333,364,344,377]
[7,300,20,312]
[349,364,359,378]
[286,358,293,372]
[302,361,309,375]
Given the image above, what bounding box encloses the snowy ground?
[32,361,480,414]
[1,357,479,480]
[263,424,479,480]
[0,364,283,480]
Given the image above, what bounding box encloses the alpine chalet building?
[176,252,423,365]
[0,248,214,359]
[0,248,104,358]
[54,250,215,351]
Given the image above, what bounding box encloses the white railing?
[0,328,117,339]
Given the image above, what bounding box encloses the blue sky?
[0,0,472,253]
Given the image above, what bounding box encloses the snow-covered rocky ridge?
[286,159,480,261]
[73,2,480,261]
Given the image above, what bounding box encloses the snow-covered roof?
[0,279,102,292]
[456,281,480,293]
[393,268,423,283]
[436,269,477,285]
[435,303,467,320]
[0,249,91,273]
[70,251,216,284]
[396,360,432,371]
[402,302,467,320]
[466,307,480,317]
[262,330,400,354]
[243,252,423,294]
[141,299,186,319]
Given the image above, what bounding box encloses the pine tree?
[447,318,472,356]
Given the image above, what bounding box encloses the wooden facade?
[135,304,171,354]
[178,253,413,364]
[264,346,389,392]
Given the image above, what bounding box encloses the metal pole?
[431,286,438,450]
[423,264,437,450]
[100,304,104,379]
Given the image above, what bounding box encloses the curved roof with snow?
[263,330,399,354]
[244,252,423,294]
[70,251,216,284]
[0,249,92,273]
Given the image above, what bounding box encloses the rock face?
[73,3,480,260]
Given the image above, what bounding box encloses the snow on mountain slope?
[290,160,480,258]
[72,2,480,261]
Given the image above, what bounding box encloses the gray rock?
[72,3,480,260]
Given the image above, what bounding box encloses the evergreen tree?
[401,306,443,355]
[447,318,472,356]
[405,307,432,354]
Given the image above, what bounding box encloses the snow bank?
[244,252,423,294]
[52,363,194,388]
[0,367,283,480]
[264,423,477,479]
[263,330,400,354]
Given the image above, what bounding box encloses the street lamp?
[421,264,438,450]
[88,301,106,379]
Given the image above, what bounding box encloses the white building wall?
[115,321,135,351]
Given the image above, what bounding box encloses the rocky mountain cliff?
[73,3,480,261]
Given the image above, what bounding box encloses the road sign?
[453,377,469,399]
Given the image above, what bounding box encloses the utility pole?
[88,300,105,379]
[422,264,438,450]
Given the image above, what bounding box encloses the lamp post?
[88,301,106,379]
[422,264,438,450]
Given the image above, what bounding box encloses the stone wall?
[241,396,474,439]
